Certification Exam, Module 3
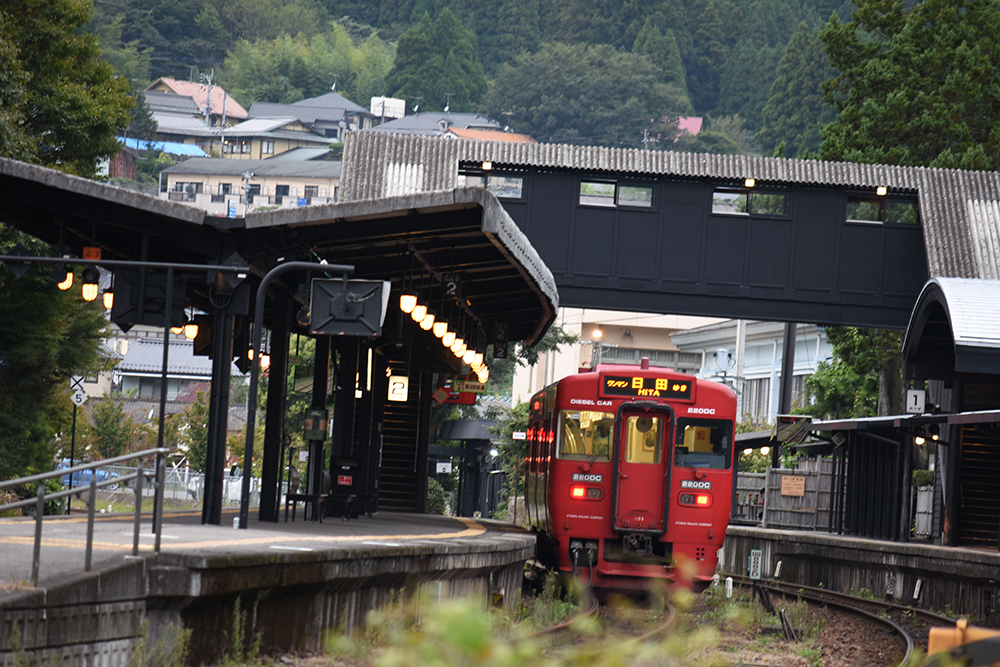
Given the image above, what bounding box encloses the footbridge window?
[712,188,787,216]
[456,173,523,199]
[846,194,919,225]
[579,180,653,208]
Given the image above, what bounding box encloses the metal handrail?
[0,448,170,584]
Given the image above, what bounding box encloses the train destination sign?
[600,374,693,400]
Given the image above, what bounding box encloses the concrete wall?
[724,526,1000,624]
[0,531,534,666]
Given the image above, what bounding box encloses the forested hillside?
[90,0,854,154]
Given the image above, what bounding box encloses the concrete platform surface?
[0,507,516,587]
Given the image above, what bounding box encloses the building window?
[846,195,919,224]
[712,188,787,216]
[219,183,232,195]
[261,140,274,155]
[240,141,250,154]
[743,377,770,426]
[579,180,653,207]
[304,185,319,198]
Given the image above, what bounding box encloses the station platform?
[0,509,535,665]
[724,525,1000,624]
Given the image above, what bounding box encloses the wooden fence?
[734,458,834,530]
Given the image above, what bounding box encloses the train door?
[613,407,672,533]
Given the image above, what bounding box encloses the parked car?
[57,459,121,491]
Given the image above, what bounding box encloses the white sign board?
[748,548,763,580]
[70,390,88,407]
[906,389,926,414]
[370,96,406,119]
[436,462,452,474]
[387,375,409,402]
[512,431,527,441]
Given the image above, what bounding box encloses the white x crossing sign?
[70,376,85,392]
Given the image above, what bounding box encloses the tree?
[480,42,688,146]
[0,0,134,177]
[85,398,150,460]
[0,225,109,481]
[633,20,692,113]
[684,0,728,112]
[384,9,488,113]
[803,327,902,419]
[820,0,1000,170]
[756,22,836,158]
[716,40,782,136]
[178,390,210,472]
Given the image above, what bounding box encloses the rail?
[0,448,170,585]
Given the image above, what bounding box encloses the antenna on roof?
[331,74,338,92]
[410,97,422,115]
[503,111,513,132]
[444,92,454,113]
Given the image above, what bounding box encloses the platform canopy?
[0,157,557,347]
[903,277,1000,380]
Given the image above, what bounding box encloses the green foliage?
[913,468,934,488]
[0,225,109,483]
[425,476,448,515]
[480,42,689,146]
[716,40,782,136]
[685,0,729,111]
[757,22,836,158]
[222,23,394,107]
[384,9,487,113]
[85,398,151,460]
[128,619,191,667]
[1,0,134,177]
[677,115,759,155]
[633,20,692,113]
[820,0,1000,170]
[177,391,210,472]
[802,326,904,419]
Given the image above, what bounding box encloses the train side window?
[556,411,614,461]
[674,419,732,469]
[624,415,663,464]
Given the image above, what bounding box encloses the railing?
[0,448,169,585]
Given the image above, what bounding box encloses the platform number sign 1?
[906,388,926,414]
[748,548,763,581]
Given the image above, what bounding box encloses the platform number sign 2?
[748,548,763,580]
[493,321,508,360]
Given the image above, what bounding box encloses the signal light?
[696,494,710,506]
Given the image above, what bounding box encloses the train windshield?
[674,418,732,469]
[557,410,614,461]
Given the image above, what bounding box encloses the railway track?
[728,574,958,665]
[530,595,677,663]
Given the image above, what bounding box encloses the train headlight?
[570,485,603,500]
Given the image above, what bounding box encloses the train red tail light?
[679,493,713,507]
[570,485,603,500]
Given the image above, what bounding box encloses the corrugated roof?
[119,137,207,157]
[341,132,1000,282]
[366,112,500,136]
[265,147,332,161]
[161,157,341,179]
[250,102,346,125]
[447,128,536,143]
[146,78,248,119]
[118,337,241,376]
[909,278,1000,350]
[144,90,200,113]
[152,112,215,137]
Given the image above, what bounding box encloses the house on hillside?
[117,336,241,401]
[145,78,248,129]
[248,91,377,140]
[366,111,505,137]
[160,157,341,215]
[214,118,330,160]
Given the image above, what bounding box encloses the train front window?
[674,419,732,469]
[557,411,614,461]
[623,415,663,464]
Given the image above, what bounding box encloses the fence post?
[133,457,144,556]
[154,450,165,552]
[85,474,97,570]
[32,483,44,585]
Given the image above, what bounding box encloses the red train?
[523,359,737,592]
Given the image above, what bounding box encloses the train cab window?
[674,419,732,469]
[557,411,614,461]
[623,416,663,464]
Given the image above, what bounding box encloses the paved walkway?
[0,506,500,587]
